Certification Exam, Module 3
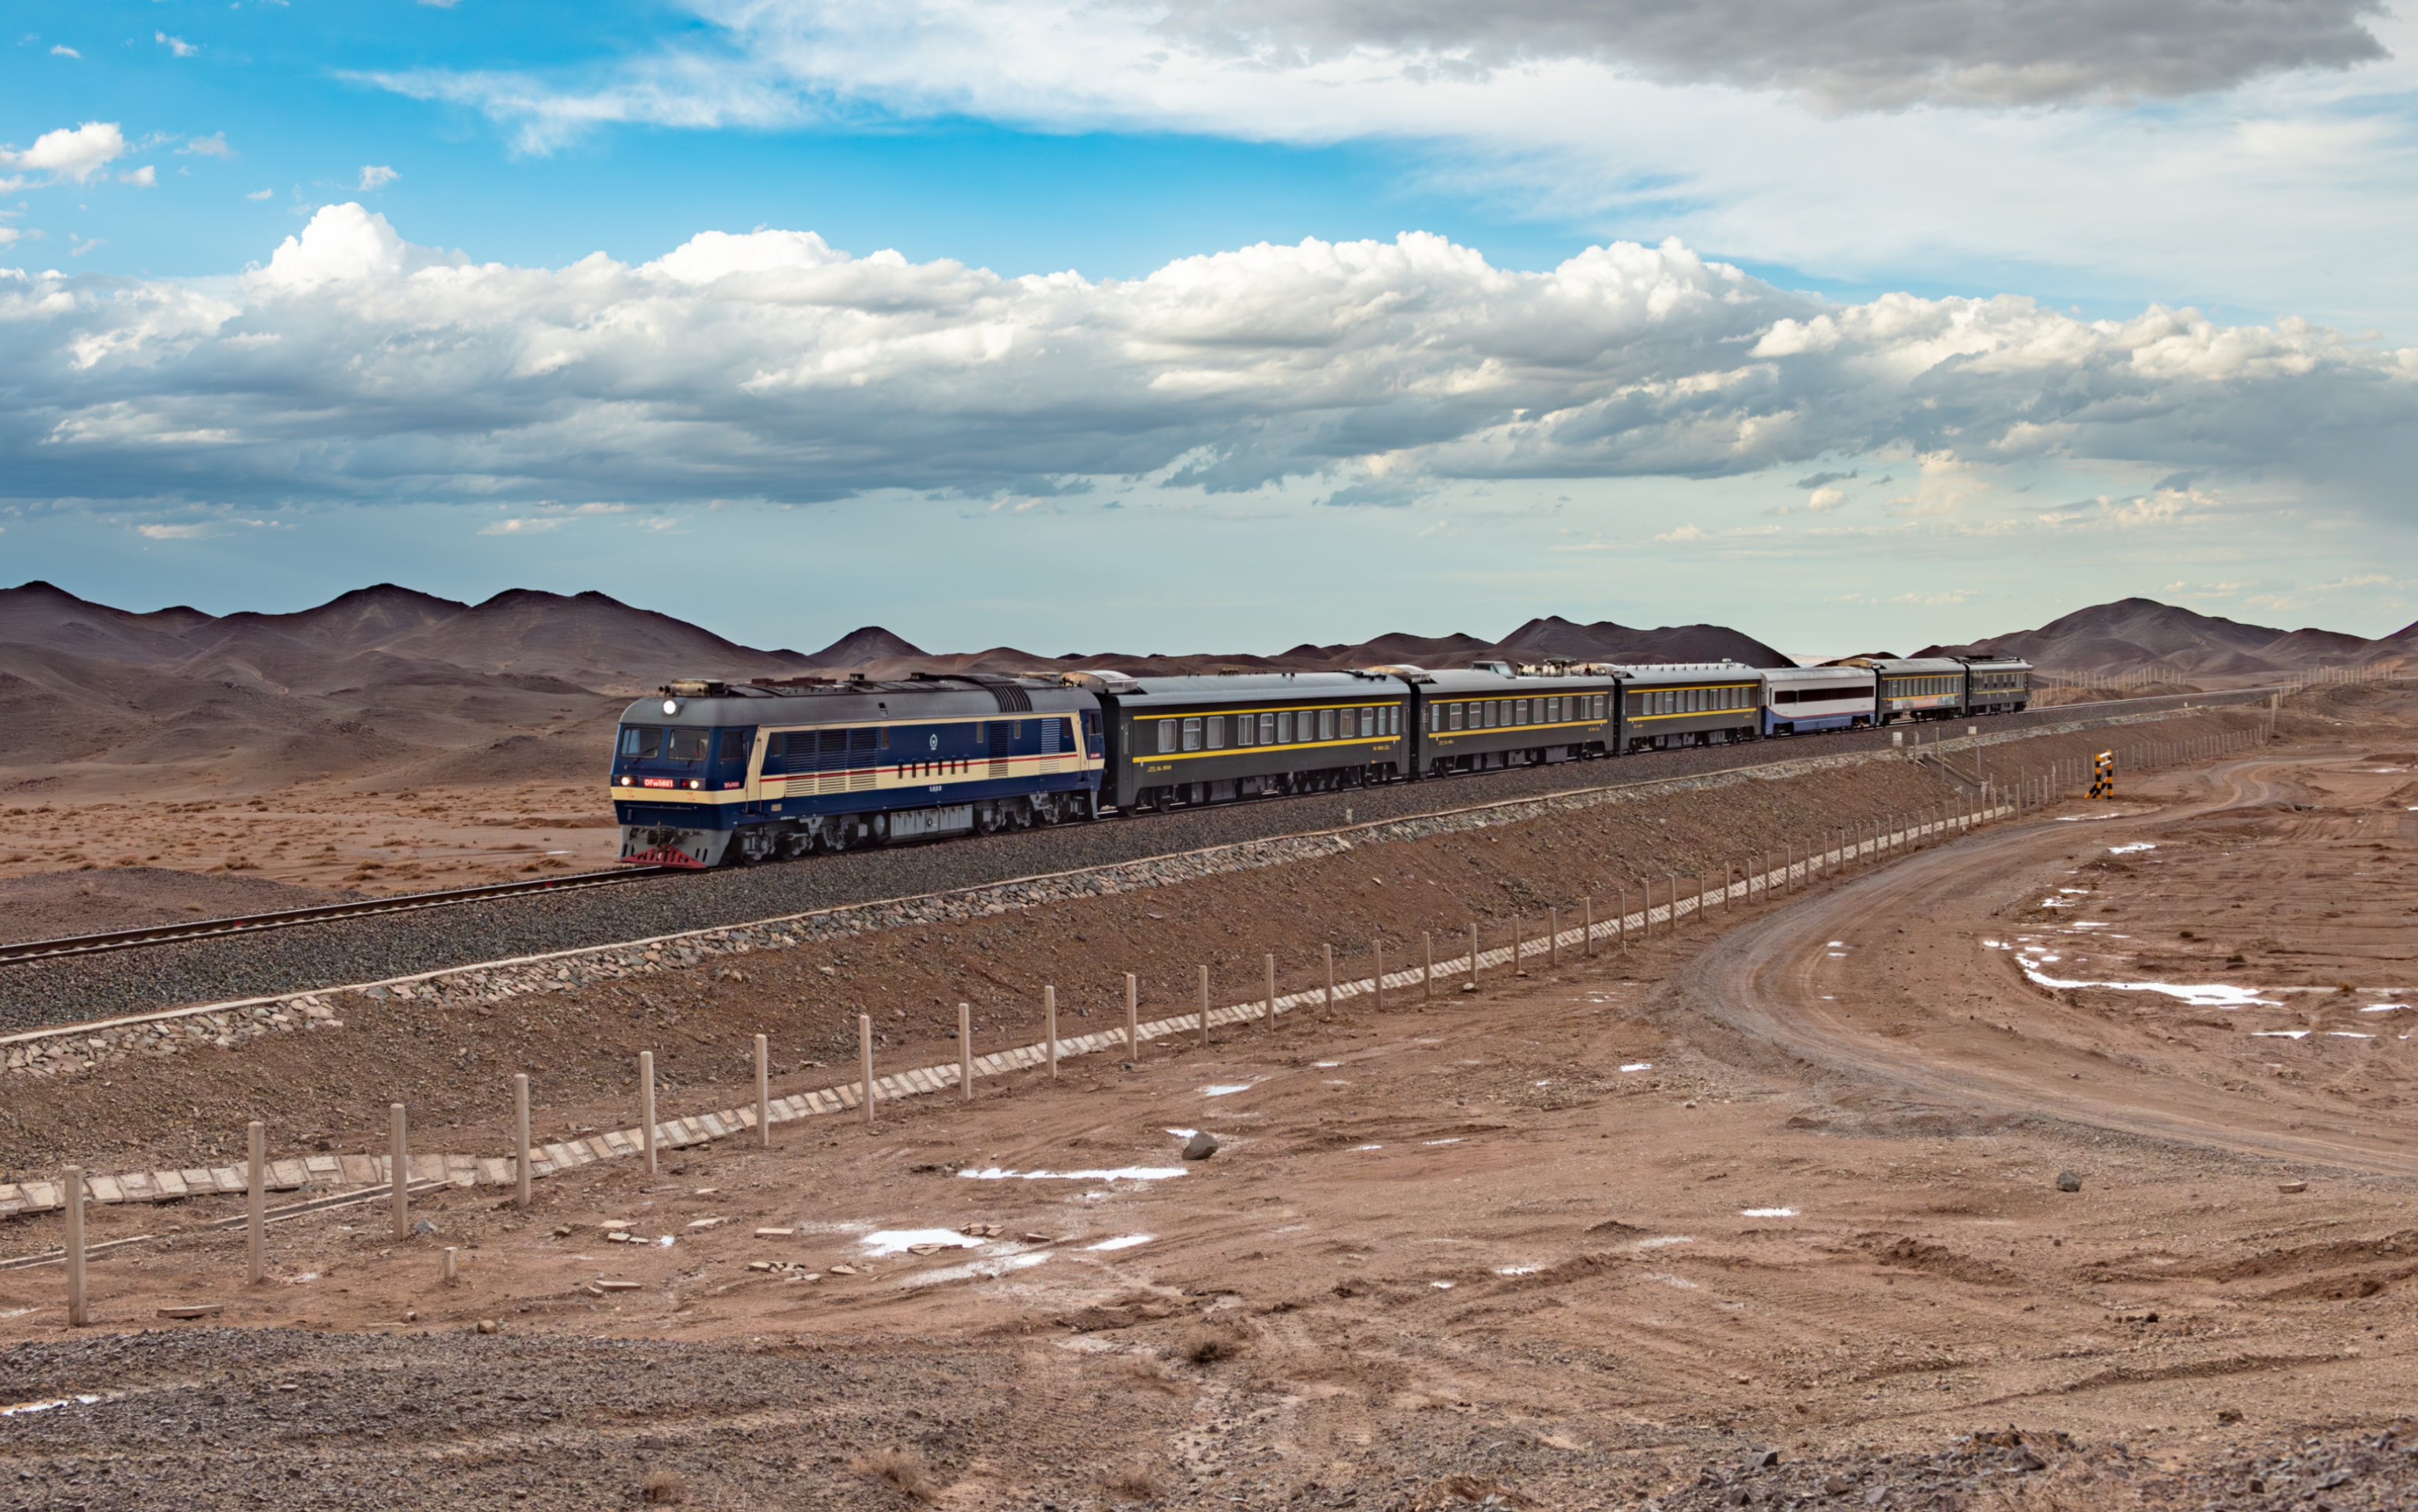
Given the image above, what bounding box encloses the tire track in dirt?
[1669,754,2418,1179]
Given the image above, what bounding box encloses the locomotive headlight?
[662,698,680,715]
[687,779,702,790]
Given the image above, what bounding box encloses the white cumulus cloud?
[50,45,80,59]
[0,205,2413,528]
[356,164,400,191]
[120,164,157,189]
[0,121,128,184]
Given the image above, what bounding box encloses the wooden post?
[960,1003,974,1100]
[390,1102,409,1240]
[1373,940,1385,1011]
[639,1051,658,1173]
[858,1014,876,1124]
[514,1074,532,1209]
[1045,986,1059,1077]
[1423,931,1434,999]
[1264,953,1276,1030]
[63,1165,86,1328]
[1198,966,1211,1046]
[755,1033,772,1147]
[1322,944,1335,1013]
[1126,974,1140,1061]
[246,1120,265,1286]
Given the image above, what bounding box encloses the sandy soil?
[0,778,620,906]
[3,697,2417,1507]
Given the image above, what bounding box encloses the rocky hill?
[1922,597,2408,677]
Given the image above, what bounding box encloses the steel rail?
[0,866,673,967]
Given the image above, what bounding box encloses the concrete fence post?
[63,1165,86,1328]
[1641,879,1651,939]
[859,1014,876,1125]
[441,1247,458,1286]
[1373,940,1385,1011]
[1264,953,1276,1031]
[755,1033,771,1147]
[1724,864,1733,910]
[960,1002,975,1099]
[1322,945,1335,1013]
[246,1120,265,1286]
[639,1051,658,1174]
[1470,922,1481,989]
[1619,885,1628,951]
[1583,896,1594,957]
[1670,874,1680,930]
[1423,931,1434,1000]
[1548,907,1559,970]
[1125,974,1140,1062]
[1514,920,1526,977]
[390,1102,409,1240]
[1045,987,1059,1078]
[515,1074,532,1209]
[1199,965,1211,1046]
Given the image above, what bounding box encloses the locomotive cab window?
[618,726,661,759]
[717,731,748,763]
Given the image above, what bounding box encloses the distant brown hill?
[1923,597,2408,678]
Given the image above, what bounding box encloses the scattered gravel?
[0,697,2254,1034]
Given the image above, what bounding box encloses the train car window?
[618,727,660,759]
[1448,703,1464,731]
[1207,717,1227,750]
[1182,717,1203,751]
[665,728,709,762]
[717,731,747,762]
[1230,715,1249,748]
[1158,720,1177,755]
[1514,699,1528,724]
[1277,710,1294,743]
[1317,709,1335,741]
[1261,713,1277,744]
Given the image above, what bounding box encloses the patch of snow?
[2328,1031,2375,1039]
[1741,1207,1798,1219]
[1201,1083,1254,1097]
[1430,1281,1454,1289]
[1646,1272,1699,1290]
[1423,1138,1463,1147]
[1620,1062,1653,1073]
[957,1167,1187,1182]
[895,1251,1051,1288]
[2364,1004,2410,1014]
[861,1228,983,1257]
[2014,955,2282,1009]
[2108,842,2159,855]
[2252,1030,2311,1040]
[0,1394,103,1419]
[1354,1144,1383,1152]
[1494,1265,1540,1276]
[1634,1236,1695,1250]
[1086,1234,1153,1252]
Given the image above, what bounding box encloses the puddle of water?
[1741,1207,1798,1219]
[957,1167,1187,1182]
[1619,1062,1653,1073]
[1086,1234,1153,1252]
[1201,1084,1254,1097]
[861,1228,983,1257]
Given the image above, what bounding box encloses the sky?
[4,0,2417,657]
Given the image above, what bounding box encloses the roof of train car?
[1605,661,1758,687]
[1407,667,1614,694]
[620,676,1094,727]
[1837,656,1965,675]
[1955,656,2033,670]
[1075,670,1403,707]
[1762,664,1876,684]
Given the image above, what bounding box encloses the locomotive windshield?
[616,725,710,762]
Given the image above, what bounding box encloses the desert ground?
[1,689,2415,1508]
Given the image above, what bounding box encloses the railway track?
[0,866,673,967]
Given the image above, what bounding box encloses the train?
[610,653,2029,868]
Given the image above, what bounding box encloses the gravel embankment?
[0,694,2258,1031]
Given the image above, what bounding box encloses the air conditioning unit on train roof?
[662,680,728,697]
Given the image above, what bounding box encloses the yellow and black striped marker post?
[2088,750,2116,799]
